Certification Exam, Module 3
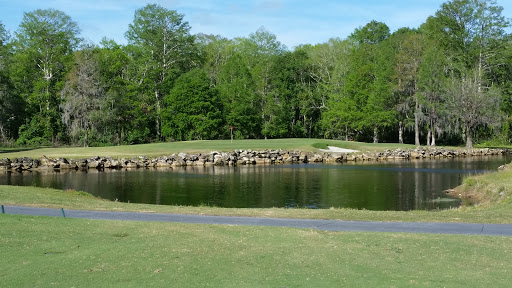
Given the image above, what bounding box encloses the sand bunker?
[318,146,359,153]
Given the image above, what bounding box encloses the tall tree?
[162,68,223,141]
[392,29,426,145]
[423,0,509,146]
[417,43,449,146]
[446,69,501,147]
[60,45,103,147]
[125,4,198,140]
[12,9,80,145]
[344,21,394,143]
[424,0,509,81]
[307,38,353,139]
[97,39,133,145]
[0,22,21,142]
[266,49,317,138]
[489,35,512,143]
[196,33,235,86]
[236,27,287,137]
[217,53,260,139]
[365,38,397,143]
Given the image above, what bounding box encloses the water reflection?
[2,155,511,211]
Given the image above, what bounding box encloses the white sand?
[318,146,359,153]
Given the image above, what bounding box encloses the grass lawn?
[0,139,419,159]
[1,214,511,287]
[2,165,512,286]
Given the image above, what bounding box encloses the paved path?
[2,205,512,236]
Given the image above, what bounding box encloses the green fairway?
[1,214,511,287]
[0,139,418,159]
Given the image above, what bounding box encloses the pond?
[2,155,511,211]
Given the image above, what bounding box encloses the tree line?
[0,0,511,148]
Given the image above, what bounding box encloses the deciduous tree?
[446,70,501,147]
[162,68,223,141]
[217,53,260,139]
[13,9,80,145]
[0,22,21,142]
[60,45,103,147]
[392,29,426,145]
[125,4,198,140]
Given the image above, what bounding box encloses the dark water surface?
[2,156,511,211]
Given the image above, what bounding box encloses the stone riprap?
[0,147,509,171]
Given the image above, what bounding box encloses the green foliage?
[125,4,198,140]
[16,115,53,146]
[217,53,261,139]
[339,21,398,142]
[12,9,80,144]
[315,38,356,140]
[0,21,24,141]
[263,49,319,138]
[424,0,509,72]
[94,39,135,146]
[162,68,224,141]
[445,69,502,148]
[61,47,104,147]
[350,20,390,45]
[2,2,512,147]
[196,33,235,85]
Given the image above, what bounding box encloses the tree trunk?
[0,125,5,143]
[117,125,122,146]
[466,124,473,148]
[414,97,420,146]
[430,108,436,147]
[373,126,378,144]
[398,121,403,144]
[155,90,161,140]
[427,119,432,146]
[345,125,349,142]
[431,125,436,147]
[84,130,89,147]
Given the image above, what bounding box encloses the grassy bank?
[1,214,511,287]
[448,164,512,206]
[2,185,512,224]
[0,139,417,159]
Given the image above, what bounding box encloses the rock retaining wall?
[0,147,509,171]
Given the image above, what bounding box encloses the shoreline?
[1,147,509,172]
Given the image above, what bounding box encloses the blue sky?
[1,0,511,49]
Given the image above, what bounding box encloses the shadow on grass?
[0,147,39,154]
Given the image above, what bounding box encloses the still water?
[2,156,511,211]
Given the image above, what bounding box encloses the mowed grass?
[3,185,512,224]
[1,214,511,287]
[2,167,512,286]
[0,139,418,159]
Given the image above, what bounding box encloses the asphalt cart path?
[3,205,512,236]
